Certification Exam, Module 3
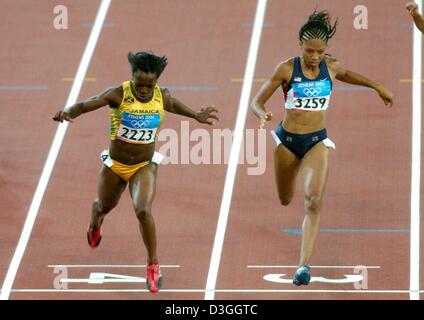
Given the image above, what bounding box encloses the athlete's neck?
[300,58,320,79]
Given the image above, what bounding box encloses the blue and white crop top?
[283,57,333,111]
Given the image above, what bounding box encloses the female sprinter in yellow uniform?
[251,11,393,286]
[53,51,218,293]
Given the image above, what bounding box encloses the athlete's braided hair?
[127,51,168,77]
[299,10,337,43]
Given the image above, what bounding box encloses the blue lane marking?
[333,86,373,91]
[81,22,115,28]
[283,228,410,235]
[0,86,48,90]
[284,229,303,235]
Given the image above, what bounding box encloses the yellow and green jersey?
[110,81,165,144]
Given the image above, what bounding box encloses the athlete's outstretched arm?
[332,60,394,107]
[406,2,424,32]
[52,87,121,123]
[161,88,218,125]
[251,62,291,128]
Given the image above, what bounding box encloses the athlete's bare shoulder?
[108,85,123,98]
[324,55,343,81]
[105,85,123,108]
[273,58,295,84]
[324,55,340,67]
[160,87,172,109]
[160,87,170,97]
[277,57,295,71]
[283,57,296,66]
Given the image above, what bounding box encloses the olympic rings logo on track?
[130,120,150,128]
[303,87,322,97]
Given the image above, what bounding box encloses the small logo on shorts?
[312,136,319,142]
[294,77,302,82]
[286,136,293,142]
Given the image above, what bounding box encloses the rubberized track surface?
[0,0,422,300]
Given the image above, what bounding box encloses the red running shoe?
[87,224,102,248]
[146,261,163,293]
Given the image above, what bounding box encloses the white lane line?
[410,0,422,302]
[204,0,268,301]
[8,289,415,294]
[0,0,112,301]
[47,265,180,268]
[10,289,205,293]
[216,289,410,294]
[60,279,145,284]
[247,265,381,269]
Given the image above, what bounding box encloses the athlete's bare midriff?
[109,139,155,165]
[282,109,326,134]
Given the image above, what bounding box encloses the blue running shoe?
[293,264,311,286]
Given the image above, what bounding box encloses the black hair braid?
[127,51,168,77]
[299,10,338,43]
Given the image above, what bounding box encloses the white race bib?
[286,79,332,111]
[117,112,160,144]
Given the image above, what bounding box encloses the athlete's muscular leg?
[129,163,158,264]
[298,142,329,266]
[274,144,301,206]
[91,165,127,228]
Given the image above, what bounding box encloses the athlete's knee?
[135,206,152,222]
[93,199,115,215]
[304,194,322,213]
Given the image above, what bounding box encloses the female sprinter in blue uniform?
[53,51,218,293]
[251,11,393,286]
